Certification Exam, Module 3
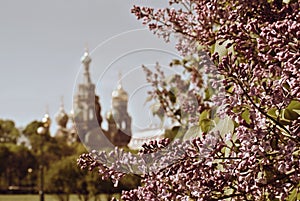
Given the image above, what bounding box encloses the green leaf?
[213,39,233,58]
[200,119,215,133]
[283,82,291,91]
[221,147,231,157]
[211,116,235,139]
[210,43,215,55]
[264,165,275,183]
[204,86,214,101]
[287,186,300,201]
[293,109,300,115]
[287,100,300,115]
[168,91,176,103]
[293,149,300,157]
[284,109,299,121]
[287,100,300,109]
[225,85,234,93]
[267,108,278,118]
[150,103,165,121]
[241,109,251,124]
[199,109,210,123]
[183,125,202,140]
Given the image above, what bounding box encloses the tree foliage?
[1,118,139,198]
[0,119,20,143]
[0,143,37,188]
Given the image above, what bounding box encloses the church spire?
[81,48,92,84]
[59,96,64,111]
[116,71,125,92]
[57,96,67,116]
[118,71,122,87]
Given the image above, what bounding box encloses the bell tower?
[109,74,132,145]
[73,49,102,140]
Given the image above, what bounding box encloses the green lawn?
[0,194,120,201]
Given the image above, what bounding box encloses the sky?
[0,0,182,135]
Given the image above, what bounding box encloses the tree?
[23,121,76,166]
[0,143,37,189]
[47,155,125,201]
[46,156,89,201]
[8,144,37,186]
[0,145,11,190]
[0,119,20,143]
[79,0,300,200]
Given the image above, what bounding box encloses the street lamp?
[37,113,51,201]
[27,168,33,193]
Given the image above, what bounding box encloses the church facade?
[55,50,132,150]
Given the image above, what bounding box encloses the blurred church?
[54,49,132,150]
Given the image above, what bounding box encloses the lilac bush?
[78,0,300,200]
[142,61,213,128]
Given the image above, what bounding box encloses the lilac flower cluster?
[79,134,231,200]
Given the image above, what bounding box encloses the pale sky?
[0,0,182,134]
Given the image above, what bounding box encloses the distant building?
[128,128,165,149]
[54,49,132,150]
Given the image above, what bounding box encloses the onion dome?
[37,107,51,135]
[81,49,91,65]
[69,109,74,119]
[55,102,69,128]
[112,84,128,101]
[42,113,51,128]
